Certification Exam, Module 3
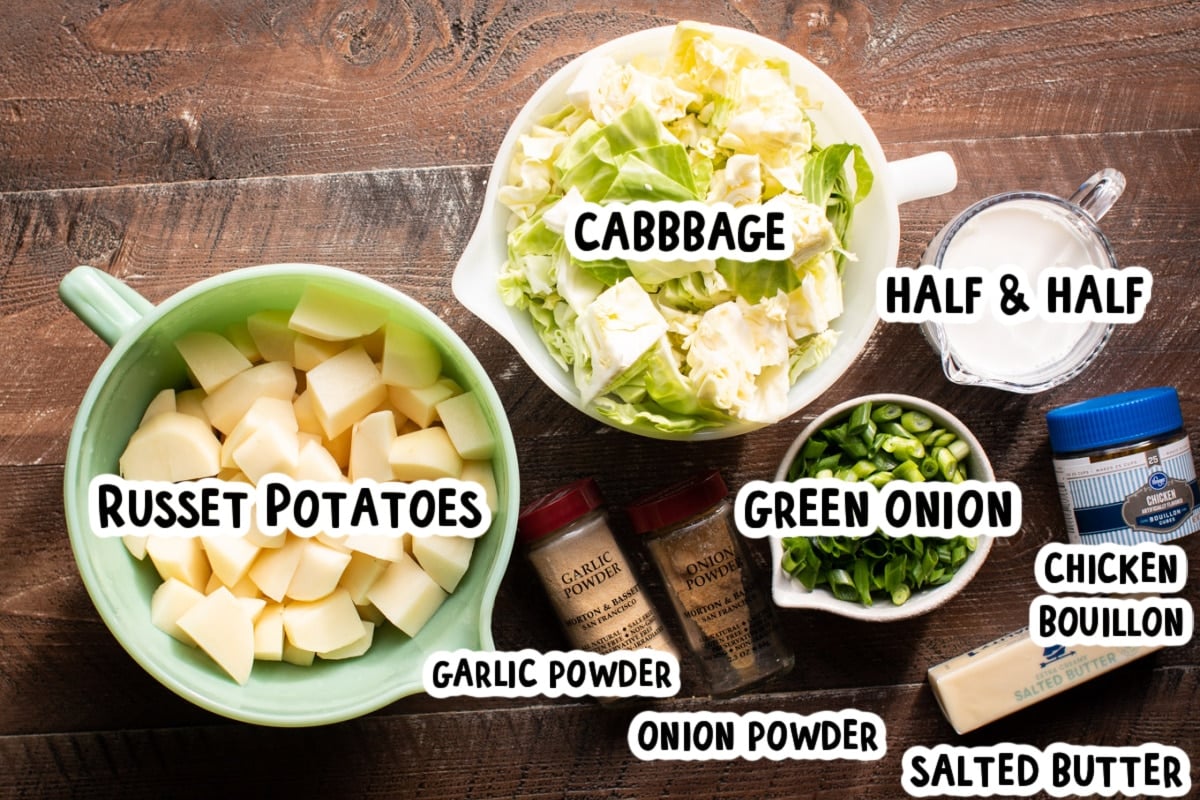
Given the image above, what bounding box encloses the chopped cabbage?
[497,21,873,434]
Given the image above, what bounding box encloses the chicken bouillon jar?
[518,478,678,659]
[628,470,793,696]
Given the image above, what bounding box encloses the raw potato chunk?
[412,535,474,593]
[202,361,297,434]
[224,321,261,362]
[319,621,375,660]
[177,587,255,685]
[282,640,315,666]
[123,535,148,560]
[293,334,348,371]
[345,534,407,563]
[389,426,463,481]
[140,389,176,424]
[306,346,386,439]
[339,550,388,605]
[254,603,285,661]
[120,412,221,482]
[238,596,268,623]
[233,425,299,484]
[357,602,387,625]
[221,396,299,469]
[325,427,353,470]
[294,438,346,482]
[249,535,305,602]
[202,535,260,587]
[435,391,495,460]
[388,378,461,429]
[367,553,448,637]
[174,331,253,393]
[175,388,211,428]
[287,284,389,342]
[461,460,499,513]
[282,588,363,653]
[146,536,211,591]
[381,323,442,388]
[151,578,206,645]
[350,410,396,483]
[246,310,296,363]
[244,513,286,549]
[287,540,353,602]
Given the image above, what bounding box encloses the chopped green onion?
[901,411,933,433]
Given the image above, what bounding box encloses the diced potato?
[344,533,407,562]
[202,361,297,435]
[292,438,346,482]
[287,539,353,602]
[233,425,300,484]
[435,391,495,460]
[175,388,212,428]
[361,327,387,360]
[461,460,498,513]
[325,426,353,470]
[140,388,176,424]
[150,577,206,646]
[202,535,260,587]
[381,323,442,388]
[238,596,267,623]
[356,602,387,625]
[246,309,296,363]
[282,639,315,666]
[226,573,263,598]
[293,334,348,372]
[319,620,375,660]
[389,426,463,481]
[339,550,388,605]
[412,535,474,593]
[282,588,363,653]
[123,535,148,560]
[367,553,447,637]
[388,378,461,429]
[146,536,211,591]
[349,409,396,483]
[224,321,261,362]
[306,345,386,440]
[248,535,305,602]
[120,412,221,482]
[177,587,255,685]
[221,396,299,469]
[244,514,286,550]
[315,532,352,553]
[287,285,389,342]
[254,602,285,661]
[174,331,253,393]
[204,572,222,594]
[293,390,324,436]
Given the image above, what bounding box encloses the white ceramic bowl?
[453,23,958,440]
[770,393,995,621]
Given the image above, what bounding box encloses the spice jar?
[628,470,793,696]
[518,478,678,658]
[1046,386,1198,545]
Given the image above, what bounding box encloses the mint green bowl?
[59,264,519,726]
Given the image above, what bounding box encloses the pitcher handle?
[1067,168,1125,222]
[888,151,958,205]
[58,266,154,347]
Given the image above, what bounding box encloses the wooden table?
[2,2,1197,797]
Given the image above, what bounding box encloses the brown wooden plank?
[0,667,1195,799]
[1,1,1196,191]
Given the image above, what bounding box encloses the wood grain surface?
[1,1,1198,798]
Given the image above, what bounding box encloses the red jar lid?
[627,470,728,534]
[517,477,603,543]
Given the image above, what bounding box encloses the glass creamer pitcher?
[919,169,1126,393]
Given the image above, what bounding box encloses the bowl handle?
[59,266,155,347]
[888,151,958,205]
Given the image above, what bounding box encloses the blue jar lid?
[1046,387,1184,454]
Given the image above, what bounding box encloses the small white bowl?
[453,23,957,440]
[770,393,995,621]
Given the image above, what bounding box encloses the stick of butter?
[927,627,1161,735]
